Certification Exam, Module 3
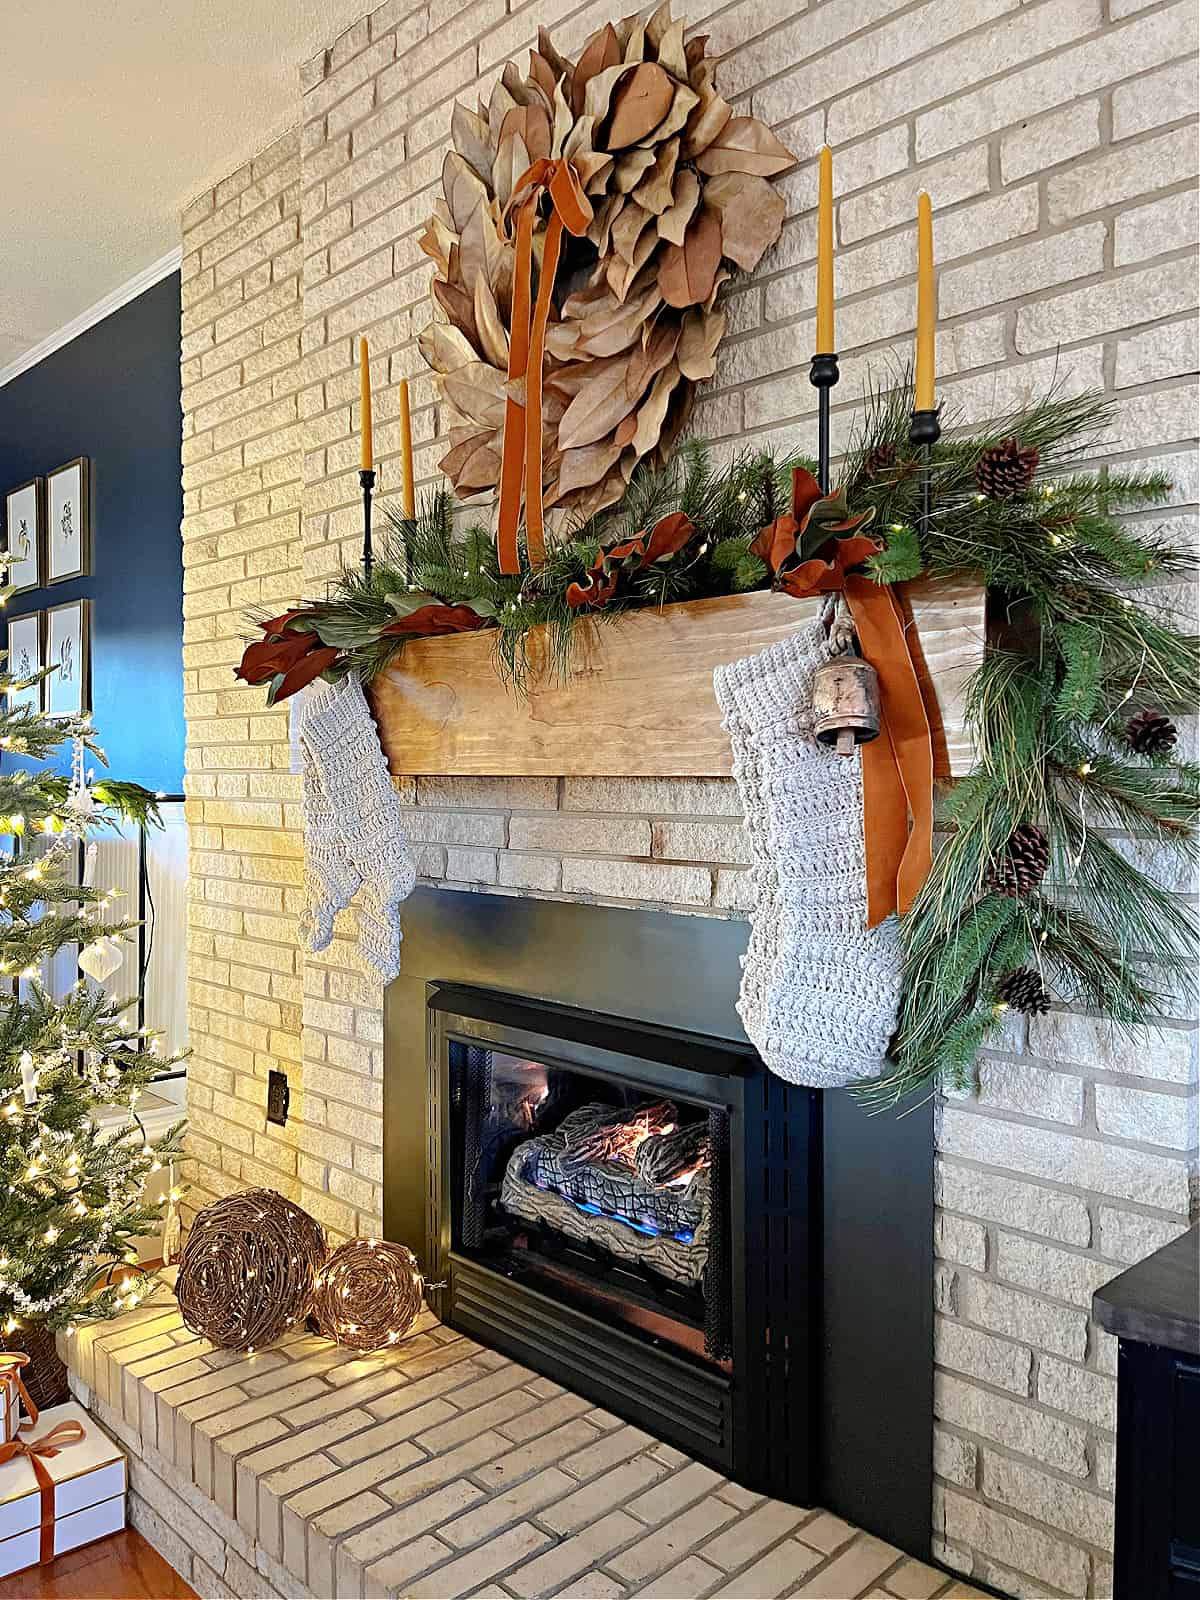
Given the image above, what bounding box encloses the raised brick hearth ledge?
[60,1276,985,1600]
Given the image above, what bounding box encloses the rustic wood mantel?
[368,578,986,779]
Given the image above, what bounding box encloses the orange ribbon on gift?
[0,1417,87,1564]
[752,467,936,927]
[0,1352,38,1431]
[497,158,593,575]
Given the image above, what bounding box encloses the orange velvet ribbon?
[843,574,934,927]
[0,1352,37,1430]
[0,1418,87,1564]
[497,158,593,575]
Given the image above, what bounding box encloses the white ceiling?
[0,0,372,376]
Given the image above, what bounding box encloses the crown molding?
[0,247,182,391]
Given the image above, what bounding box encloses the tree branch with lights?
[0,662,185,1338]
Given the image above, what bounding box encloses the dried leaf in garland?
[419,2,798,530]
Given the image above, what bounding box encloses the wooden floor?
[0,1530,195,1600]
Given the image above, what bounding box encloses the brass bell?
[813,652,881,756]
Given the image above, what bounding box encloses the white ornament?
[78,935,124,984]
[18,1052,36,1106]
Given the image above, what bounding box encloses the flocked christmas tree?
[0,650,184,1340]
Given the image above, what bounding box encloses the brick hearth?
[62,1278,984,1600]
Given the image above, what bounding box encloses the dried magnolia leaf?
[572,23,622,115]
[653,18,689,81]
[433,277,477,344]
[605,63,674,149]
[704,172,786,270]
[418,320,478,375]
[499,103,551,162]
[440,431,503,492]
[631,136,677,213]
[538,27,574,91]
[558,354,649,450]
[443,152,489,234]
[473,276,510,368]
[587,191,623,256]
[607,223,658,301]
[580,282,662,356]
[493,130,531,211]
[677,305,724,379]
[642,81,698,145]
[679,86,731,159]
[631,358,680,456]
[583,62,635,124]
[528,51,560,107]
[452,103,494,185]
[614,147,657,192]
[551,79,573,157]
[623,14,646,64]
[693,115,797,177]
[612,201,653,265]
[684,34,709,81]
[487,79,520,142]
[658,205,722,308]
[556,438,625,496]
[705,264,730,313]
[644,0,674,51]
[444,362,507,429]
[657,167,700,245]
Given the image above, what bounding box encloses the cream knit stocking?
[298,675,416,982]
[714,620,903,1088]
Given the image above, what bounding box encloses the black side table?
[1094,1226,1200,1599]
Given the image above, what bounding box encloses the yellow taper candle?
[816,146,835,355]
[399,378,415,519]
[359,337,373,471]
[915,192,936,411]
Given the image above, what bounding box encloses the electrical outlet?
[267,1069,290,1127]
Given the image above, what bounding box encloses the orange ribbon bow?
[0,1418,87,1564]
[0,1352,38,1430]
[753,467,937,927]
[497,158,594,575]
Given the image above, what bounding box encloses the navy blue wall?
[0,274,184,793]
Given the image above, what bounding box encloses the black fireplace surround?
[384,887,932,1559]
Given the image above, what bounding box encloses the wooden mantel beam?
[368,579,986,779]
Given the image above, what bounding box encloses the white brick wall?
[179,0,1199,1592]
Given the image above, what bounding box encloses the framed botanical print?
[45,600,90,718]
[6,611,43,713]
[47,458,91,583]
[4,479,42,594]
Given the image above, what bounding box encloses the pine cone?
[975,438,1040,498]
[1126,708,1177,757]
[863,442,898,479]
[998,967,1051,1016]
[986,822,1050,898]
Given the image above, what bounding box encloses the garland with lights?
[0,662,186,1340]
[236,383,1198,1104]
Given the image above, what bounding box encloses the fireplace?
[424,983,819,1496]
[385,887,932,1554]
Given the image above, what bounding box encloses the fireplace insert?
[425,983,820,1501]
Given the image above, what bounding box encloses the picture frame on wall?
[45,599,90,718]
[46,458,90,583]
[4,478,43,594]
[5,610,44,713]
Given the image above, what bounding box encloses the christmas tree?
[0,652,185,1341]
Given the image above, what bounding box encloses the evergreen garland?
[237,380,1198,1106]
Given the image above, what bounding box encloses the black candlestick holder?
[809,352,840,493]
[909,406,942,540]
[360,468,376,580]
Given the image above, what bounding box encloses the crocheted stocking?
[298,676,417,982]
[714,620,902,1087]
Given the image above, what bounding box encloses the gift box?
[0,1356,35,1446]
[0,1400,125,1577]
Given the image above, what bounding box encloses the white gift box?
[0,1357,33,1446]
[0,1400,126,1578]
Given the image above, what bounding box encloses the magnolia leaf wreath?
[417,1,797,568]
